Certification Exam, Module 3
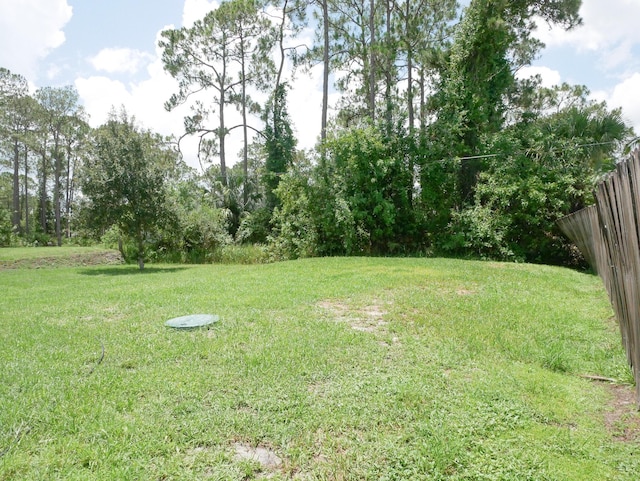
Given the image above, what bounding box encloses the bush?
[0,205,12,247]
[268,167,319,260]
[100,225,121,250]
[178,205,232,263]
[443,204,518,261]
[212,244,269,264]
[236,207,272,245]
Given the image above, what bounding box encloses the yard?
[1,249,638,480]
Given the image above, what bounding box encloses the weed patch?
[317,298,390,333]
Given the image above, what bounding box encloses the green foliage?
[150,167,235,264]
[202,163,249,237]
[236,207,272,244]
[319,126,415,254]
[80,110,178,269]
[268,157,318,260]
[211,243,269,264]
[99,224,122,250]
[444,203,518,261]
[441,88,632,265]
[415,133,461,242]
[263,83,296,211]
[430,0,583,202]
[269,125,423,259]
[173,205,232,263]
[0,202,12,246]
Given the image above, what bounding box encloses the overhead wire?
[197,140,622,181]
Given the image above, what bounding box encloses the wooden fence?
[558,149,640,407]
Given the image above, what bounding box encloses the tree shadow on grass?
[79,265,192,276]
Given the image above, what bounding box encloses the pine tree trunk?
[40,151,48,234]
[66,142,72,239]
[384,0,392,133]
[321,0,330,143]
[12,140,21,234]
[54,148,62,246]
[24,147,29,236]
[368,0,376,120]
[240,40,249,207]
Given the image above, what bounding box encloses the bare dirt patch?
[456,288,476,296]
[233,442,283,469]
[604,384,640,442]
[317,299,389,333]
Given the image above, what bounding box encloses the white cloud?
[77,33,185,138]
[46,64,63,81]
[75,76,130,123]
[76,26,216,169]
[182,0,219,27]
[530,0,640,137]
[287,66,343,152]
[75,58,186,136]
[89,48,153,74]
[75,64,205,168]
[289,67,324,150]
[535,0,640,69]
[594,73,640,134]
[0,0,72,80]
[75,4,212,168]
[516,66,562,88]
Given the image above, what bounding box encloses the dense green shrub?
[270,126,418,259]
[439,98,630,266]
[268,163,318,260]
[0,204,12,246]
[178,205,232,263]
[236,207,272,245]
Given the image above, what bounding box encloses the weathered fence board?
[558,149,640,407]
[557,206,600,273]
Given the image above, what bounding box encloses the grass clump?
[0,252,637,480]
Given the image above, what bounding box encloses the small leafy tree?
[0,172,13,245]
[80,110,178,270]
[159,167,233,263]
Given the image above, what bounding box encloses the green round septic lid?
[165,314,219,328]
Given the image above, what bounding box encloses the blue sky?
[46,0,184,83]
[1,0,639,168]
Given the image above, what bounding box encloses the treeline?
[0,72,86,247]
[0,0,634,268]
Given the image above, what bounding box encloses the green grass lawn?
[1,249,638,480]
